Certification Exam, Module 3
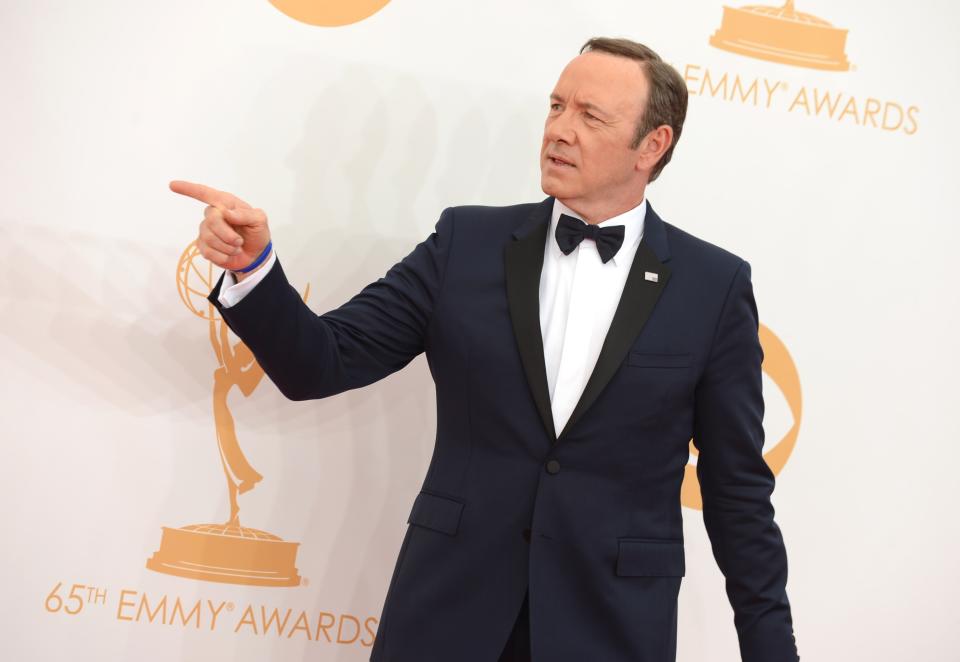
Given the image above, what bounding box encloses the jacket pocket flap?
[407,490,464,536]
[627,352,692,368]
[616,539,686,577]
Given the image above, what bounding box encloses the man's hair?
[580,37,688,182]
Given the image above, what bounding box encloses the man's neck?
[557,191,647,225]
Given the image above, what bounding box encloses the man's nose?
[545,111,575,145]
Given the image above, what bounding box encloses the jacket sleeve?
[693,259,799,661]
[206,207,455,401]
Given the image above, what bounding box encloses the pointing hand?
[169,180,272,275]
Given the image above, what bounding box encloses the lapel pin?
[644,271,659,283]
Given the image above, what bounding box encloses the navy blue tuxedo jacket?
[208,197,798,661]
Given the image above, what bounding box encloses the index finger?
[169,180,248,209]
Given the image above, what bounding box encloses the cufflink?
[644,271,659,282]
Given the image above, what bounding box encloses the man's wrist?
[232,249,273,282]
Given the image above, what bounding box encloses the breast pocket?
[626,352,693,369]
[624,352,694,396]
[619,352,695,428]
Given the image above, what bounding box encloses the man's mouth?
[547,155,575,167]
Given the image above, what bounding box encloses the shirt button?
[545,459,561,475]
[522,527,532,542]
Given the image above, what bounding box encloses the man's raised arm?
[169,179,455,401]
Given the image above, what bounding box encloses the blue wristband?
[236,240,273,273]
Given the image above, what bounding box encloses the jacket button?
[545,459,561,474]
[522,527,531,542]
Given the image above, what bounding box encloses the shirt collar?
[549,198,647,267]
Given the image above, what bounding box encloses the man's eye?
[585,113,598,121]
[550,103,562,111]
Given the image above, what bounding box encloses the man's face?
[540,51,649,215]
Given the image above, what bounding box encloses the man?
[171,37,798,662]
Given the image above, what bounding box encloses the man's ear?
[634,125,673,174]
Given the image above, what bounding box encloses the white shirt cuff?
[217,249,277,308]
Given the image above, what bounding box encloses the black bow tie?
[555,213,625,264]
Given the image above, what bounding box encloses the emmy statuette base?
[147,524,301,587]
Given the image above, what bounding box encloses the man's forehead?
[561,51,645,79]
[551,53,647,111]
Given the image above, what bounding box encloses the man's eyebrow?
[549,93,610,117]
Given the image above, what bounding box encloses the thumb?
[222,207,268,228]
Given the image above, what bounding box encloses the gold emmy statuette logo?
[268,0,392,27]
[710,0,850,71]
[147,241,310,587]
[682,324,801,510]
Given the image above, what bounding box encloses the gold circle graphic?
[681,323,802,510]
[268,0,392,27]
[176,240,221,321]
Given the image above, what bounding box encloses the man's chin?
[540,175,574,199]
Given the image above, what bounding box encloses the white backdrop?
[3,1,959,660]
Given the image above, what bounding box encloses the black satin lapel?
[557,240,671,440]
[505,221,556,441]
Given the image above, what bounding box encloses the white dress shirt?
[217,249,278,308]
[539,198,646,435]
[217,197,646,435]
